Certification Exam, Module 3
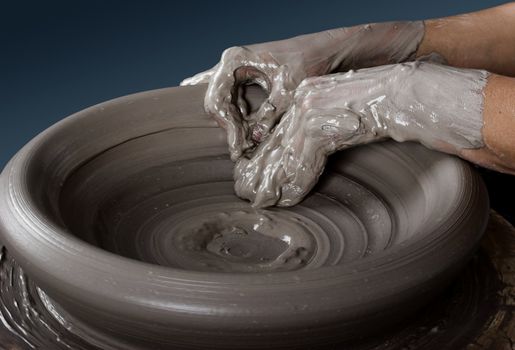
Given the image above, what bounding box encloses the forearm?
[417,2,515,76]
[246,21,424,76]
[292,62,514,175]
[460,74,515,174]
[337,63,515,175]
[344,63,515,174]
[250,3,515,77]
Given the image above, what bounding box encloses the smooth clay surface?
[3,212,514,350]
[0,85,489,349]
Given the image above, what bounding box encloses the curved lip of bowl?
[0,87,490,311]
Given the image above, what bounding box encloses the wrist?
[330,21,425,71]
[321,61,488,152]
[374,62,488,151]
[246,20,425,78]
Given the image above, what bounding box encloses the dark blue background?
[2,0,513,221]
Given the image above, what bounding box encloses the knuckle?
[293,92,315,113]
[297,76,319,89]
[221,46,245,60]
[304,113,327,136]
[292,89,306,105]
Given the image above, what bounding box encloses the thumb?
[180,65,217,86]
[250,65,296,142]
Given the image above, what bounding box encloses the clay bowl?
[0,85,489,349]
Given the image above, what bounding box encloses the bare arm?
[418,2,515,76]
[415,3,515,173]
[460,74,515,174]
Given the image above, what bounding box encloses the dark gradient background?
[2,0,513,222]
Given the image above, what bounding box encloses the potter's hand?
[235,61,488,207]
[181,46,301,160]
[181,22,424,160]
[234,71,387,208]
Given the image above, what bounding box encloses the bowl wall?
[0,85,489,349]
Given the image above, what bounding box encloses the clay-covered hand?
[234,61,488,207]
[181,45,304,160]
[181,22,424,161]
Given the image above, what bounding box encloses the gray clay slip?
[185,21,426,161]
[0,85,489,349]
[234,62,489,208]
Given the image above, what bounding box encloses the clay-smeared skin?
[460,74,515,175]
[181,21,424,160]
[186,3,515,207]
[235,62,488,207]
[0,86,489,349]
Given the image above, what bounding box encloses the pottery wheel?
[0,212,512,349]
[0,85,491,349]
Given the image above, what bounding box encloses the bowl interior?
[26,87,469,274]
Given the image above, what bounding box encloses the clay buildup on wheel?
[0,85,489,349]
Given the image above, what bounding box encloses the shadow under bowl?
[0,85,489,349]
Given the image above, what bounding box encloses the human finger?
[180,66,217,86]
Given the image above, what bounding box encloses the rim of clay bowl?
[0,85,489,344]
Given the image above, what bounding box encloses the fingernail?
[251,126,264,143]
[262,101,276,113]
[251,124,270,143]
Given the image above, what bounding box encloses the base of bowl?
[0,211,512,350]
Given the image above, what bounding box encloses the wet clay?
[0,85,489,349]
[2,211,514,350]
[235,62,489,207]
[181,21,425,160]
